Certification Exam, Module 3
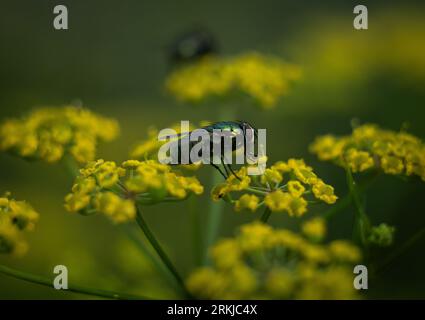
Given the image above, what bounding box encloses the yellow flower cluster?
[0,193,39,256]
[212,159,337,217]
[186,221,361,299]
[310,124,425,180]
[0,106,119,164]
[64,159,204,223]
[165,52,301,109]
[301,217,327,241]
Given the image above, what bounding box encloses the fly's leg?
[220,155,230,178]
[221,154,241,180]
[226,163,241,181]
[211,163,227,179]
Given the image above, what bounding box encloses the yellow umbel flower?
[238,222,274,252]
[0,193,39,256]
[310,123,425,181]
[265,268,295,297]
[0,106,119,164]
[234,194,259,212]
[165,52,301,109]
[0,218,28,256]
[210,239,242,269]
[287,180,305,197]
[344,149,374,173]
[296,266,357,300]
[264,190,307,217]
[312,180,338,204]
[260,168,283,185]
[64,159,204,223]
[186,221,361,299]
[328,240,362,263]
[94,192,136,224]
[211,158,337,217]
[380,155,404,175]
[302,217,326,241]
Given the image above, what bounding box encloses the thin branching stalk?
[323,171,378,220]
[62,155,80,177]
[0,264,148,300]
[203,107,236,265]
[345,167,371,246]
[246,187,269,196]
[260,207,272,223]
[120,224,179,287]
[203,170,225,265]
[189,196,202,266]
[135,205,191,298]
[323,192,353,220]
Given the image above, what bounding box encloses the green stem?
[62,155,80,178]
[323,193,352,220]
[260,207,272,223]
[121,224,176,285]
[345,167,371,246]
[203,170,225,265]
[0,264,148,300]
[203,107,236,265]
[135,205,190,298]
[189,196,202,267]
[246,187,269,196]
[323,172,378,220]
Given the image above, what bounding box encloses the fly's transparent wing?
[158,130,191,142]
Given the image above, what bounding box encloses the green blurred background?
[1,0,425,299]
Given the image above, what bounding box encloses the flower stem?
[246,187,269,196]
[189,196,202,266]
[323,172,377,221]
[203,170,225,265]
[203,107,235,265]
[62,155,80,178]
[345,167,371,246]
[135,205,190,298]
[260,207,272,223]
[0,264,147,300]
[121,224,177,286]
[323,193,353,220]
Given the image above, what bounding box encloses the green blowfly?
[161,121,258,179]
